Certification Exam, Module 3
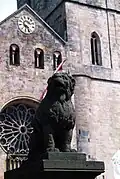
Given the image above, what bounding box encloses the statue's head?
[47,72,75,101]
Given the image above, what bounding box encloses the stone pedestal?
[4,152,105,179]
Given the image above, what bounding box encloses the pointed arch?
[53,51,62,70]
[34,48,44,69]
[91,32,102,66]
[10,44,20,66]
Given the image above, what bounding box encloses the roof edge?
[0,4,66,44]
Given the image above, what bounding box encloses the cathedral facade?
[0,0,120,178]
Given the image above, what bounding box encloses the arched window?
[34,48,44,69]
[10,44,20,66]
[91,32,102,66]
[53,51,62,70]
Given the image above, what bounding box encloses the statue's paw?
[70,149,77,152]
[54,148,60,152]
[61,148,77,152]
[46,147,60,152]
[62,148,71,152]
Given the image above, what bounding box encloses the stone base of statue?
[4,152,104,179]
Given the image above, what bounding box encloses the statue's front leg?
[43,125,59,152]
[59,129,73,152]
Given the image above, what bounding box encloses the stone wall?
[108,11,120,69]
[69,0,106,8]
[74,71,120,178]
[65,2,111,70]
[107,0,120,11]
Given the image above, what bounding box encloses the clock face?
[18,15,35,34]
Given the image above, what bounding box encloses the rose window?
[0,103,36,154]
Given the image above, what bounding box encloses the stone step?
[43,160,104,171]
[43,152,86,160]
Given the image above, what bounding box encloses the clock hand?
[23,21,30,29]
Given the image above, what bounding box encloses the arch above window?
[91,32,102,66]
[34,48,44,69]
[53,51,62,70]
[10,44,20,66]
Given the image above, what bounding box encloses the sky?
[0,0,17,22]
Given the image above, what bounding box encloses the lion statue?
[28,72,76,159]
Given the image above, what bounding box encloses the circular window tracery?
[0,100,39,155]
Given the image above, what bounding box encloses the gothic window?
[91,32,102,66]
[53,51,62,70]
[34,48,44,69]
[10,44,20,66]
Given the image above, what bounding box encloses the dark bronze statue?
[28,72,76,159]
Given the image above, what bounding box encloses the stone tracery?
[0,103,36,154]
